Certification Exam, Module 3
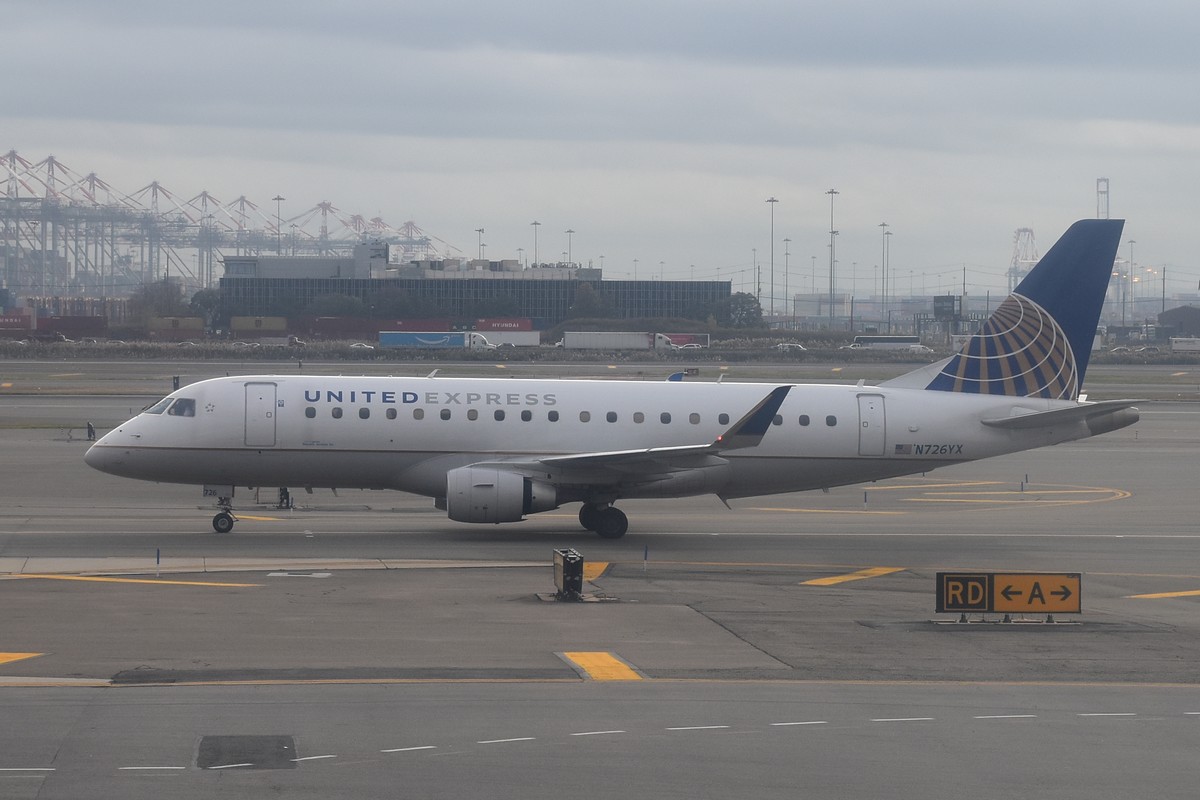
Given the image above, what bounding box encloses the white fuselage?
[85,374,1099,504]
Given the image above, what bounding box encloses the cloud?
[6,0,1200,293]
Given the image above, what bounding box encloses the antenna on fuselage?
[427,369,440,378]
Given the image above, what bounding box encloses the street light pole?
[827,189,839,327]
[272,195,285,254]
[1125,239,1135,327]
[475,228,485,260]
[783,237,791,328]
[530,221,540,266]
[565,229,575,264]
[878,222,889,316]
[752,248,758,304]
[884,229,893,316]
[766,197,778,317]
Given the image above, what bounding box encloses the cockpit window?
[143,398,173,415]
[167,398,196,417]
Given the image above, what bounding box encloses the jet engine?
[445,467,558,523]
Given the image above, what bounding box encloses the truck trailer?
[378,331,496,350]
[561,331,673,350]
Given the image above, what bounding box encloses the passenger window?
[440,409,451,420]
[358,408,370,420]
[799,414,810,426]
[660,412,671,424]
[521,410,532,422]
[144,398,173,415]
[772,414,782,426]
[548,410,559,422]
[494,410,505,421]
[826,415,837,426]
[167,398,196,417]
[467,409,479,421]
[386,408,397,420]
[606,411,618,423]
[689,413,700,425]
[332,407,343,419]
[413,408,425,420]
[634,412,645,424]
[305,407,316,419]
[580,411,591,422]
[718,413,730,425]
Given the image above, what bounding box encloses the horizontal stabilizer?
[981,399,1143,430]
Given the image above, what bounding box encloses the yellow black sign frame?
[936,572,1081,614]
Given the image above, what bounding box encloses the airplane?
[86,219,1139,537]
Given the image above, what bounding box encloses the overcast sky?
[7,0,1200,302]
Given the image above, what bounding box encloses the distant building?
[1159,305,1200,336]
[219,243,729,324]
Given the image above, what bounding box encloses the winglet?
[711,386,791,451]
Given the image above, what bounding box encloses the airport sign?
[936,572,1081,614]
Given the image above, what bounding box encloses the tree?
[567,282,616,319]
[128,280,190,324]
[726,292,765,328]
[190,288,224,328]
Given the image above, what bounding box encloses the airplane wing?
[467,385,791,480]
[980,398,1143,430]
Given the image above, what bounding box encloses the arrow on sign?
[1001,585,1022,601]
[1051,585,1072,601]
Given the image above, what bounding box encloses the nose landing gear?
[212,496,237,533]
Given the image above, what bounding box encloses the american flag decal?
[894,444,913,455]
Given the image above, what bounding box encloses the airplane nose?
[84,442,106,471]
[84,442,122,474]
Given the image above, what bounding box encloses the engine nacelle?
[445,467,558,523]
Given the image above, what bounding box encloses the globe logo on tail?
[926,293,1079,399]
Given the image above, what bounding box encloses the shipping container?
[230,316,288,334]
[475,317,533,331]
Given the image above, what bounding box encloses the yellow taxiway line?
[0,653,42,666]
[582,562,609,582]
[1128,589,1200,600]
[803,566,905,586]
[562,652,643,681]
[13,574,260,588]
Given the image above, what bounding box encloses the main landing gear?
[578,503,628,539]
[212,497,237,533]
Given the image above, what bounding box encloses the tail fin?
[919,219,1124,399]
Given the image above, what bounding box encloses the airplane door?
[857,394,886,456]
[244,382,277,447]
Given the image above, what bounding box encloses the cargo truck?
[378,331,497,350]
[1170,337,1200,352]
[560,331,674,350]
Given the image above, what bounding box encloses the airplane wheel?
[212,512,235,534]
[578,504,602,531]
[594,507,628,539]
